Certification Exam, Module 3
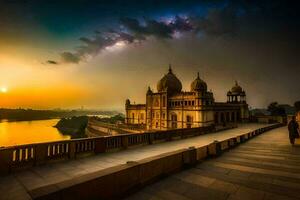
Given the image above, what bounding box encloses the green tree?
[294,101,300,112]
[267,102,286,116]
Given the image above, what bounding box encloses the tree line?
[0,108,119,121]
[267,101,300,116]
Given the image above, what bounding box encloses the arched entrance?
[221,113,225,123]
[186,115,192,128]
[214,112,219,124]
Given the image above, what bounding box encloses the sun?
[1,87,7,93]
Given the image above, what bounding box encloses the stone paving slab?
[0,123,270,200]
[126,126,300,200]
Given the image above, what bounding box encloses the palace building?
[125,65,249,130]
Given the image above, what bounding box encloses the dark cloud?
[144,19,174,38]
[54,13,219,64]
[48,0,300,65]
[60,52,81,64]
[120,16,192,39]
[119,17,147,37]
[57,16,193,64]
[46,60,58,65]
[170,16,193,32]
[58,30,140,64]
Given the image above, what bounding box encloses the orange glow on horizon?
[0,84,89,109]
[0,51,95,109]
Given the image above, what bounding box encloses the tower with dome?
[125,65,249,130]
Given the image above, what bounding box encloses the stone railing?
[29,123,284,200]
[88,118,146,134]
[0,124,222,175]
[87,119,130,134]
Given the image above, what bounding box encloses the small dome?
[146,86,153,95]
[231,81,243,94]
[191,72,207,92]
[157,65,182,94]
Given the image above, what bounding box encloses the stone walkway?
[126,126,300,200]
[0,123,271,200]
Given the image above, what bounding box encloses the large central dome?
[157,65,182,94]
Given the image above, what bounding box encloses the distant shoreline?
[0,108,121,124]
[0,117,60,123]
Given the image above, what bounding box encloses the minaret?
[168,64,172,73]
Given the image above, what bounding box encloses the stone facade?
[125,65,249,130]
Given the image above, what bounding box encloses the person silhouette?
[288,116,299,145]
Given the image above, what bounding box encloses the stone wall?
[0,124,219,175]
[28,124,283,200]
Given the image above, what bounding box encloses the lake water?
[0,119,71,147]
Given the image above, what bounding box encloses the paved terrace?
[0,123,275,200]
[126,126,300,200]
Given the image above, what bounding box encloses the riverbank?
[54,116,88,138]
[0,114,125,147]
[0,119,71,147]
[0,108,120,122]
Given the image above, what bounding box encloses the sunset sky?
[0,0,299,111]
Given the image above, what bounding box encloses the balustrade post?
[216,141,222,155]
[148,133,154,144]
[34,144,48,165]
[166,131,172,141]
[183,146,197,166]
[94,137,106,153]
[69,142,76,159]
[0,149,13,174]
[208,140,221,156]
[122,135,129,149]
[180,129,185,139]
[229,138,236,147]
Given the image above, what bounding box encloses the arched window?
[186,115,192,128]
[162,96,166,107]
[156,112,159,118]
[171,113,177,129]
[132,113,135,123]
[155,99,159,107]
